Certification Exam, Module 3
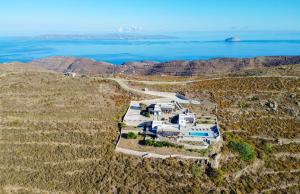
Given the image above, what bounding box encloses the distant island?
[35,34,176,40]
[225,36,241,42]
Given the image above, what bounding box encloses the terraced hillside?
[0,64,299,193]
[0,70,132,193]
[0,67,222,194]
[124,75,300,193]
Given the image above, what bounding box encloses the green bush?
[144,139,154,146]
[263,142,273,153]
[145,112,151,118]
[239,101,249,109]
[225,133,256,161]
[144,139,182,148]
[228,140,256,161]
[154,141,173,147]
[191,164,202,177]
[127,132,137,139]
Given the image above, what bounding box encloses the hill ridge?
[28,56,300,76]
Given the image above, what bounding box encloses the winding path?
[112,75,300,86]
[116,147,209,160]
[111,78,200,104]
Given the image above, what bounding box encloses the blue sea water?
[1,34,300,64]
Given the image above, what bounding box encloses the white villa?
[151,107,220,149]
[123,97,221,149]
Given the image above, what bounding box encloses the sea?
[1,32,300,64]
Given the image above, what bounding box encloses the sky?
[1,0,300,36]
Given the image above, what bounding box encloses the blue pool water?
[188,132,209,137]
[1,32,300,64]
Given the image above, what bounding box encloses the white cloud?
[118,26,142,33]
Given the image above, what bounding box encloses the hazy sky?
[1,0,300,35]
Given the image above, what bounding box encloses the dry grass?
[0,68,220,194]
[1,64,299,193]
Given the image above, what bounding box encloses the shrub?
[119,122,126,128]
[228,140,256,161]
[224,132,235,141]
[206,167,224,185]
[191,164,202,177]
[250,96,259,101]
[239,101,249,109]
[144,139,182,148]
[145,139,154,146]
[263,142,273,153]
[154,142,164,147]
[225,133,256,161]
[155,141,173,147]
[145,112,151,118]
[127,132,137,139]
[151,141,171,147]
[139,103,147,110]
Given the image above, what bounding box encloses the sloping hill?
[117,61,159,74]
[29,57,115,75]
[28,56,300,76]
[1,66,299,193]
[146,56,300,76]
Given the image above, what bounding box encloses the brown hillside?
[28,56,300,76]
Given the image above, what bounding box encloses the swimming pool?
[188,132,209,137]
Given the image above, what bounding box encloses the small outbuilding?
[64,71,76,78]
